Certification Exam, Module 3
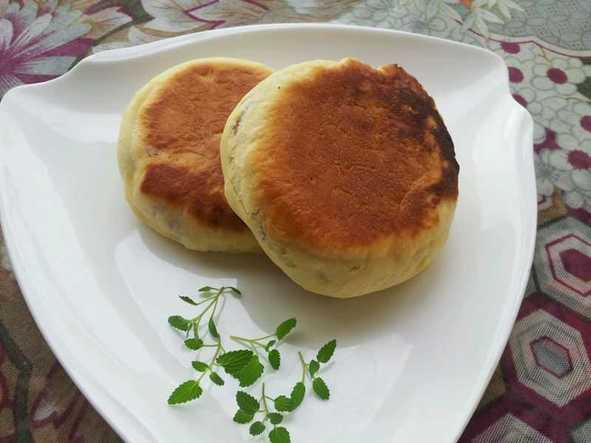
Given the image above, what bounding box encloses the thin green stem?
[197,341,223,383]
[197,370,208,383]
[230,336,250,347]
[230,337,260,355]
[192,299,216,323]
[190,287,226,338]
[251,334,275,342]
[261,383,270,415]
[230,336,267,349]
[298,351,307,383]
[192,319,200,338]
[211,341,223,363]
[208,291,222,325]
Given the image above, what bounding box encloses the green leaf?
[249,421,265,436]
[191,361,209,372]
[268,349,280,370]
[238,356,264,387]
[179,295,198,305]
[269,426,291,443]
[168,315,191,331]
[313,377,330,400]
[274,395,292,412]
[229,286,242,296]
[209,372,224,386]
[199,286,214,292]
[167,380,202,405]
[236,391,260,414]
[276,318,297,340]
[309,359,320,377]
[316,339,337,363]
[217,350,254,378]
[265,340,277,351]
[233,409,253,424]
[289,382,305,410]
[267,413,283,425]
[217,349,265,387]
[184,338,203,350]
[208,318,219,338]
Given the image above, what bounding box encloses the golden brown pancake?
[118,58,272,252]
[221,58,459,296]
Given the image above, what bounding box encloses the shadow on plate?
[139,225,444,349]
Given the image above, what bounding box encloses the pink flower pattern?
[0,1,590,442]
[0,1,91,95]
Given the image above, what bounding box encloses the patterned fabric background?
[1,0,590,441]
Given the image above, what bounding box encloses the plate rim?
[0,23,537,443]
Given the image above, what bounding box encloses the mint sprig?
[167,287,239,405]
[234,383,293,441]
[167,286,337,442]
[297,340,337,401]
[171,286,238,341]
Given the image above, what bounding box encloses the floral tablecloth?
[1,0,590,441]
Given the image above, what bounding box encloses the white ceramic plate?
[0,24,535,443]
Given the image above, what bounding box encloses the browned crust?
[251,58,459,250]
[138,61,271,231]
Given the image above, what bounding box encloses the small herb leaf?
[274,395,292,412]
[267,413,283,425]
[238,356,264,387]
[168,316,191,331]
[208,318,219,338]
[198,286,214,292]
[290,382,306,410]
[184,338,203,350]
[269,426,291,443]
[229,287,242,296]
[268,349,280,370]
[249,421,265,436]
[209,372,224,386]
[276,318,297,340]
[191,361,209,372]
[313,377,330,400]
[179,295,198,305]
[233,409,253,424]
[309,360,320,377]
[317,339,337,363]
[217,350,253,378]
[265,340,277,351]
[167,380,202,405]
[236,391,259,414]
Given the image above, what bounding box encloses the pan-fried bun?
[221,58,458,296]
[118,58,272,252]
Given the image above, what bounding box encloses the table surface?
[1,1,590,442]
